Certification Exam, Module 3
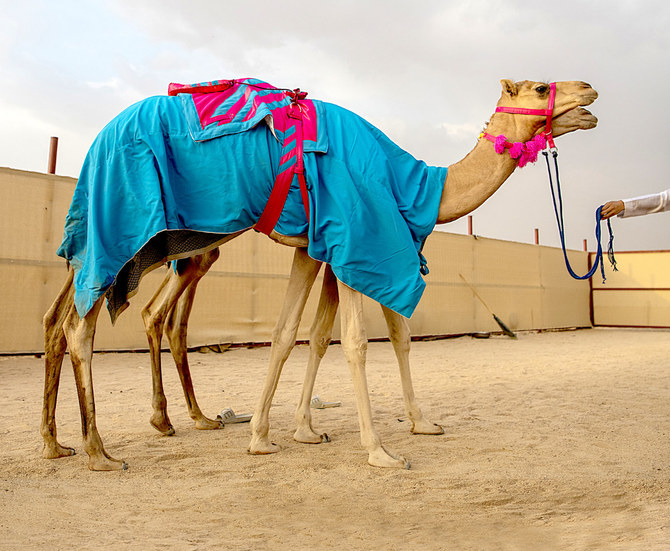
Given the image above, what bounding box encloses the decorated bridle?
[481,81,617,282]
[480,82,557,167]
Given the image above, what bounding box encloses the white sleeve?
[620,189,670,218]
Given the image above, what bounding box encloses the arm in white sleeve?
[620,189,670,218]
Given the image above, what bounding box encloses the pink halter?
[482,82,557,167]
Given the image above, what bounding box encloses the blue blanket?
[58,87,447,322]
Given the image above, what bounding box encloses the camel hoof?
[88,455,128,471]
[43,443,76,459]
[367,447,411,469]
[150,416,175,436]
[293,427,331,444]
[195,416,224,430]
[411,421,445,435]
[248,437,281,455]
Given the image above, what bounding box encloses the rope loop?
[545,151,617,283]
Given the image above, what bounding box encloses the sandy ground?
[0,327,668,550]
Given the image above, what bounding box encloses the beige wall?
[1,167,593,354]
[591,251,670,328]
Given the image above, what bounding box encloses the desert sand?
[0,327,668,550]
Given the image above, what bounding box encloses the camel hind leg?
[63,296,127,471]
[41,269,77,459]
[293,267,443,443]
[294,264,338,444]
[381,306,444,435]
[141,249,222,435]
[164,251,222,430]
[337,281,409,469]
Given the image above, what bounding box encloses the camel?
[41,79,597,470]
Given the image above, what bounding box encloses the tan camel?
[41,80,597,470]
[248,84,598,468]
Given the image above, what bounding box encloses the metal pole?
[534,228,539,245]
[583,239,588,252]
[48,136,58,174]
[467,215,473,236]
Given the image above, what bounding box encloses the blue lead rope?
[543,149,617,283]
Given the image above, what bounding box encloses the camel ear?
[500,79,518,97]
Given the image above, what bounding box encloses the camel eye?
[536,85,549,94]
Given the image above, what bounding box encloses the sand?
[0,327,668,550]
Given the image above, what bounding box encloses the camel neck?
[436,113,539,224]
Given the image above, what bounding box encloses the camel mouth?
[553,107,598,130]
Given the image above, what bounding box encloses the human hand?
[600,200,624,219]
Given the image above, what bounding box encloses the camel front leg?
[41,269,77,459]
[141,250,222,435]
[294,264,338,444]
[381,305,444,435]
[338,281,410,469]
[248,248,322,455]
[64,297,127,471]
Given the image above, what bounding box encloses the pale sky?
[1,0,668,254]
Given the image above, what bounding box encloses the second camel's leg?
[63,297,127,471]
[165,260,222,430]
[248,248,322,454]
[337,280,410,469]
[381,305,444,435]
[141,250,222,435]
[41,269,77,459]
[294,264,338,444]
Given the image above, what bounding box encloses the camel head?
[496,79,598,137]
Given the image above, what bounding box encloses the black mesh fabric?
[105,229,229,323]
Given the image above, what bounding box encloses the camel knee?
[270,320,302,366]
[310,332,332,358]
[271,323,299,356]
[342,335,368,361]
[141,303,167,340]
[44,316,67,357]
[389,327,410,355]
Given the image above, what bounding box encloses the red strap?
[495,106,550,116]
[289,104,310,223]
[254,167,295,235]
[544,83,557,149]
[167,80,235,96]
[255,102,310,235]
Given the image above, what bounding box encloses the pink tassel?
[494,135,508,154]
[518,135,548,167]
[486,132,550,168]
[509,142,524,158]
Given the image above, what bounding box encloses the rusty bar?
[583,238,588,252]
[534,228,539,245]
[48,136,58,174]
[467,215,473,236]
